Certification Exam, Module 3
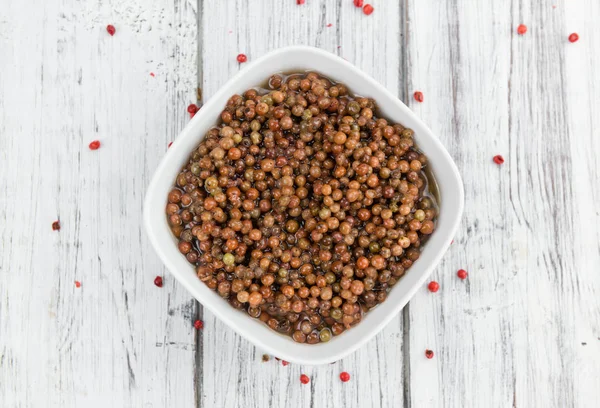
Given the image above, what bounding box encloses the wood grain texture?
[1,0,599,407]
[0,0,199,406]
[405,0,600,407]
[199,2,405,408]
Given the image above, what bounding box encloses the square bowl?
[144,45,464,365]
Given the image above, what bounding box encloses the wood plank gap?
[401,305,412,408]
[197,0,205,105]
[399,2,411,407]
[195,2,205,408]
[399,0,410,103]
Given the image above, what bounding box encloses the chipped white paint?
[1,1,599,407]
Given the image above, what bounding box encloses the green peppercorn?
[330,308,342,320]
[325,272,336,285]
[420,197,432,209]
[250,132,262,144]
[347,101,361,115]
[250,120,261,132]
[414,209,426,221]
[261,95,273,106]
[204,176,218,191]
[223,253,235,266]
[319,207,331,220]
[319,328,332,342]
[401,128,414,138]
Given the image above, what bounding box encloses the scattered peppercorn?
[89,140,101,150]
[414,91,424,103]
[300,374,310,384]
[340,372,350,382]
[237,54,248,63]
[327,23,333,28]
[188,104,199,114]
[425,349,434,359]
[166,72,439,343]
[262,354,270,362]
[457,269,468,280]
[106,25,116,36]
[52,221,61,231]
[493,155,505,165]
[75,281,81,288]
[297,0,305,4]
[428,281,439,292]
[154,276,164,287]
[194,320,204,329]
[517,24,527,35]
[168,141,173,148]
[354,0,364,7]
[363,4,374,15]
[282,360,289,366]
[568,33,579,43]
[189,104,199,119]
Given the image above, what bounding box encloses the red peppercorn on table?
[1,1,599,407]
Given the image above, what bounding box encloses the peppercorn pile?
[166,72,438,343]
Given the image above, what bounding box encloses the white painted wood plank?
[199,1,404,408]
[2,0,598,407]
[556,1,600,406]
[405,2,516,405]
[0,1,198,407]
[406,1,600,407]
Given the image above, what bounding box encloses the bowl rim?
[144,45,464,365]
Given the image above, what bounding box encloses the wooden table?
[2,1,599,407]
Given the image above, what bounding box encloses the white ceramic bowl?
[144,46,463,365]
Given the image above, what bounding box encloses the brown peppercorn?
[420,220,434,234]
[166,72,438,344]
[249,229,262,241]
[356,256,369,269]
[248,291,263,307]
[178,241,192,254]
[350,280,364,295]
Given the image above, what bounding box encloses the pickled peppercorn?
[166,72,438,343]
